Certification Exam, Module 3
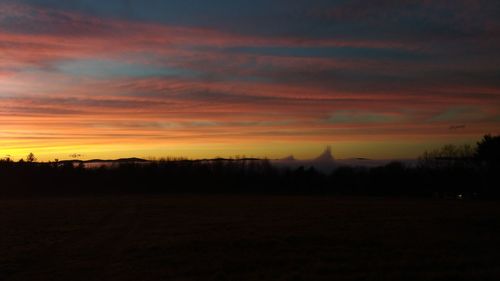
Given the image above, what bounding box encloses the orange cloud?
[1,2,499,161]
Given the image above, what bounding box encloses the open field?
[1,195,500,281]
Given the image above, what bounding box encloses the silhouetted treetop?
[26,153,37,163]
[476,134,500,167]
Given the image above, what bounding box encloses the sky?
[1,0,499,161]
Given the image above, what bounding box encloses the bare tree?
[26,153,37,163]
[418,144,475,169]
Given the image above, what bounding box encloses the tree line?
[1,135,498,198]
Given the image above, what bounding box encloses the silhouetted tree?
[26,153,37,163]
[418,144,475,169]
[476,134,500,168]
[1,156,12,163]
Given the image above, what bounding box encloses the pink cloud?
[1,2,499,159]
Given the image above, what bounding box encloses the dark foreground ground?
[1,195,500,281]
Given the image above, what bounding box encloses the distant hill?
[56,151,416,170]
[57,158,149,168]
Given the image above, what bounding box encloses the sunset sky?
[1,0,499,161]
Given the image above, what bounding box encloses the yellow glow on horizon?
[1,137,478,162]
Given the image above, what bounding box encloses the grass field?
[1,195,500,280]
